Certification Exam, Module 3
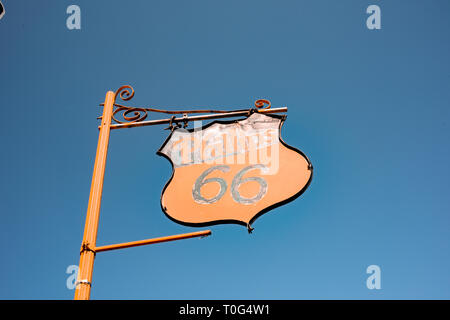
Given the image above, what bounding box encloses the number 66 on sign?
[158,113,313,232]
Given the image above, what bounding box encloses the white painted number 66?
[192,165,268,205]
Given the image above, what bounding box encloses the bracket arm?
[94,230,212,253]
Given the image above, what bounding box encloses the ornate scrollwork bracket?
[99,85,274,127]
[248,99,272,116]
[111,85,149,124]
[254,99,271,110]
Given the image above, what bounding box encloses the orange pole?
[94,230,212,253]
[74,91,115,300]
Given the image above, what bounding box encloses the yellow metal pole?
[74,91,115,300]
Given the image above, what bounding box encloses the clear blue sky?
[1,0,449,299]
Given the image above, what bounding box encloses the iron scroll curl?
[102,84,276,126]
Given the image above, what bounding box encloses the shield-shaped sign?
[157,112,312,232]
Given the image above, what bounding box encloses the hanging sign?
[158,112,312,232]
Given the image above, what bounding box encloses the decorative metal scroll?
[101,85,274,126]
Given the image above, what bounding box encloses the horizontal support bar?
[106,107,287,130]
[94,230,212,253]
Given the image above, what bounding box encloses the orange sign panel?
[158,113,313,232]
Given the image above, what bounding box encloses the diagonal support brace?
[94,230,212,253]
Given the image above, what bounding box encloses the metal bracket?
[80,242,96,256]
[76,279,92,287]
[247,108,258,116]
[164,115,182,131]
[94,230,212,253]
[182,113,189,128]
